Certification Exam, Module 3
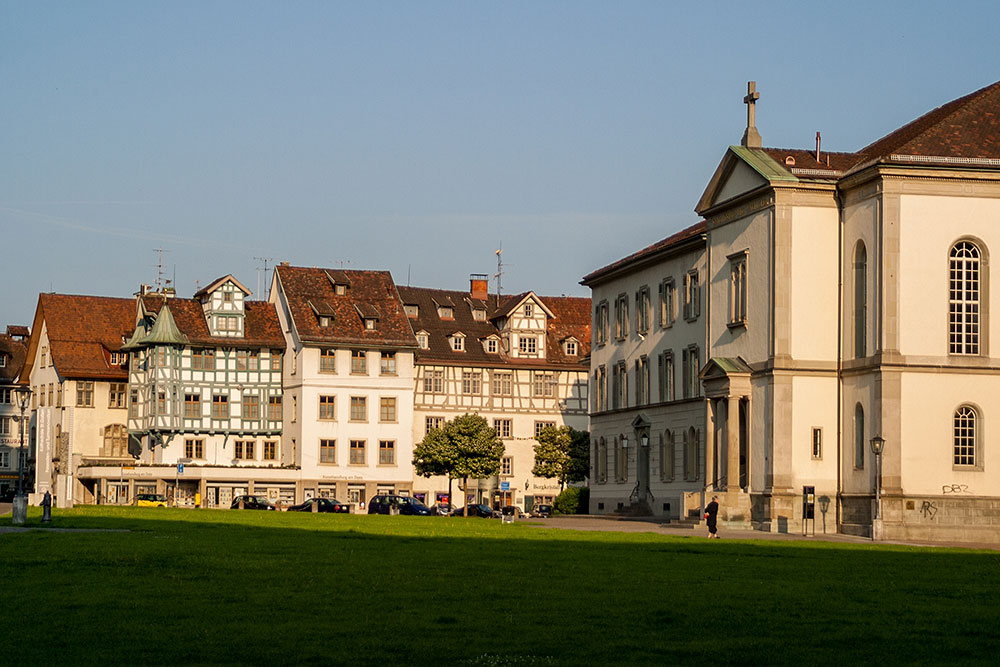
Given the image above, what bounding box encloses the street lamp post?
[12,385,31,525]
[870,435,885,541]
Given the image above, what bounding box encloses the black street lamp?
[12,385,31,525]
[870,435,885,539]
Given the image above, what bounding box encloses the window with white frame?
[424,370,444,393]
[534,421,556,438]
[728,251,747,326]
[416,332,429,349]
[425,416,445,434]
[518,336,537,355]
[953,405,979,467]
[494,419,512,438]
[564,339,577,356]
[485,338,499,354]
[451,334,465,352]
[461,371,481,394]
[501,456,513,476]
[524,303,533,317]
[949,241,982,355]
[0,450,9,468]
[380,351,396,375]
[533,372,556,398]
[492,371,512,396]
[76,381,94,407]
[473,308,486,321]
[404,304,418,317]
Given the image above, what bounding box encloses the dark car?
[500,505,526,519]
[287,497,350,513]
[531,504,553,518]
[230,495,276,511]
[367,494,432,516]
[450,504,498,518]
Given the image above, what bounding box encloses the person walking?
[705,495,720,539]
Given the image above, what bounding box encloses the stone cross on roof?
[741,81,762,148]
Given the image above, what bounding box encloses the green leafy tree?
[533,425,591,490]
[412,413,504,515]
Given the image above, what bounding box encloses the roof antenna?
[254,256,274,301]
[153,248,170,292]
[494,244,504,307]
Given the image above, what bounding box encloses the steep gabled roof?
[193,274,252,300]
[0,334,27,383]
[23,294,135,381]
[275,265,416,348]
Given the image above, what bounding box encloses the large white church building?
[585,80,1000,543]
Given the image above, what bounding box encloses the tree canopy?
[412,413,504,482]
[532,425,590,488]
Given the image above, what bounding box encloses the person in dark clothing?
[704,496,720,539]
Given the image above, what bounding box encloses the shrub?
[553,486,589,515]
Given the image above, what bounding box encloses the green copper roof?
[729,145,799,183]
[142,304,189,346]
[119,325,147,352]
[708,356,753,374]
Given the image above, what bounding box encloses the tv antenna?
[493,244,504,306]
[254,256,274,301]
[153,248,171,292]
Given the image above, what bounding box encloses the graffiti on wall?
[920,501,937,519]
[942,484,971,494]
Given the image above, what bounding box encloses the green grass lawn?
[3,507,998,665]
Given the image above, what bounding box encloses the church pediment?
[696,146,796,215]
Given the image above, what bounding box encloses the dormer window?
[416,331,429,349]
[364,318,377,330]
[110,352,127,365]
[564,339,578,356]
[438,306,454,320]
[319,316,331,328]
[451,333,466,352]
[484,337,499,354]
[0,354,6,368]
[335,284,347,295]
[473,308,486,321]
[404,304,418,318]
[524,304,533,317]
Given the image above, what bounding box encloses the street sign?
[500,481,510,491]
[178,464,184,474]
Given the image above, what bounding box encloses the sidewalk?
[527,515,1000,551]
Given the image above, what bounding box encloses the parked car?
[287,497,350,513]
[136,493,167,507]
[367,494,432,516]
[531,504,553,518]
[450,504,498,518]
[230,495,276,510]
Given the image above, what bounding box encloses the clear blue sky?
[3,1,999,327]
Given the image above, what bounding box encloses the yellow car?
[136,493,167,507]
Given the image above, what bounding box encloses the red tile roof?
[0,334,27,383]
[397,285,589,369]
[139,296,285,349]
[29,294,135,380]
[275,265,417,348]
[581,220,706,286]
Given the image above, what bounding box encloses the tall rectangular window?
[351,350,367,374]
[212,394,229,419]
[636,286,650,334]
[319,395,336,420]
[492,372,512,396]
[533,373,555,398]
[380,351,397,375]
[594,365,607,412]
[462,371,482,395]
[811,428,823,460]
[658,350,674,402]
[349,439,366,465]
[76,381,94,407]
[109,383,127,409]
[614,294,628,339]
[501,456,513,476]
[267,395,282,421]
[596,301,609,345]
[682,346,700,398]
[379,397,397,423]
[263,441,277,460]
[949,241,980,355]
[243,393,260,420]
[635,356,649,405]
[379,440,396,465]
[729,252,747,326]
[660,278,675,328]
[684,270,700,321]
[184,393,201,419]
[320,439,336,464]
[320,349,337,373]
[185,439,204,459]
[349,396,367,422]
[424,370,444,393]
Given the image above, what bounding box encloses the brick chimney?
[469,274,489,300]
